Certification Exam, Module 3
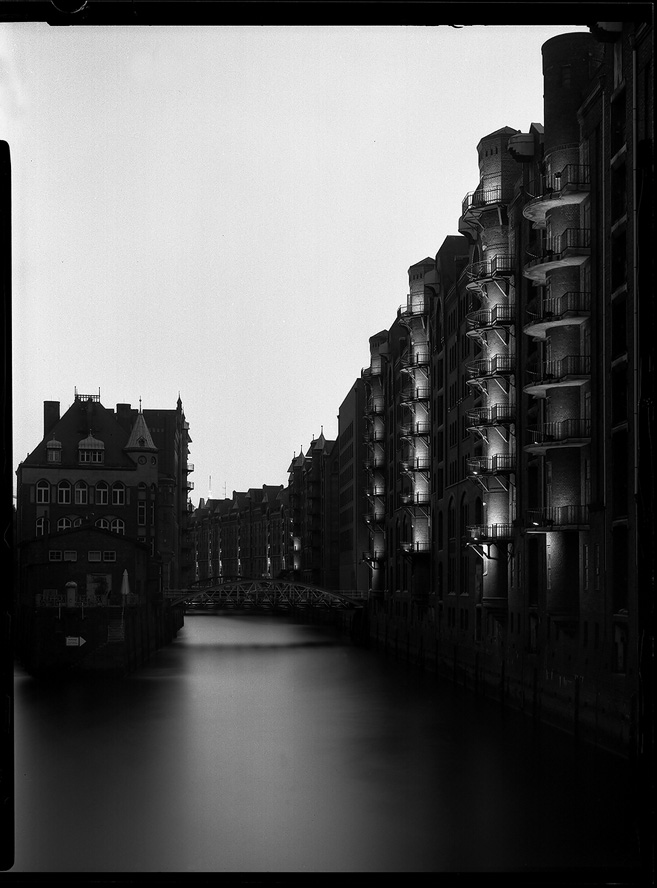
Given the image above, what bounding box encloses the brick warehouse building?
[361,23,652,755]
[14,391,192,673]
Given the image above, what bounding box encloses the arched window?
[36,480,50,504]
[96,481,109,506]
[36,516,49,536]
[57,517,72,531]
[58,480,72,505]
[73,517,82,527]
[111,518,125,535]
[460,494,469,539]
[75,481,88,505]
[95,517,110,530]
[112,482,125,506]
[448,498,455,540]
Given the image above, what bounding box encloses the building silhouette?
[14,390,191,672]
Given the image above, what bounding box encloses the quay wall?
[365,605,635,758]
[15,602,185,678]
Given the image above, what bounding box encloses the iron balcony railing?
[401,491,431,505]
[365,486,385,498]
[465,254,515,280]
[461,184,513,216]
[400,351,430,368]
[364,455,386,470]
[365,511,385,527]
[526,505,589,528]
[545,163,590,193]
[526,228,591,263]
[400,420,431,436]
[185,463,194,473]
[467,454,516,475]
[365,400,385,415]
[398,299,427,318]
[361,364,382,378]
[399,386,431,403]
[525,355,591,384]
[363,549,385,563]
[525,291,591,325]
[466,523,514,541]
[400,456,431,472]
[466,354,515,379]
[526,418,591,445]
[365,428,386,443]
[400,540,431,554]
[467,304,515,329]
[466,404,515,426]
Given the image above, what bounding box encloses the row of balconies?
[364,500,591,566]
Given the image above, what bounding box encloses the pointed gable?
[125,412,158,452]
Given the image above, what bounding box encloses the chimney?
[115,403,133,432]
[43,401,60,437]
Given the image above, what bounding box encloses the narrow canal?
[11,614,643,874]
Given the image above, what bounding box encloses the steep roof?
[124,411,158,452]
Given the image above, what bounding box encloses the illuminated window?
[57,517,72,531]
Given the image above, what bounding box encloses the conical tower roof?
[125,411,158,452]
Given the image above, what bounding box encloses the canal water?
[10,614,644,874]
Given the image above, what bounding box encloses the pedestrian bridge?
[164,578,367,613]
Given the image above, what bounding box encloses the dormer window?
[46,439,62,463]
[78,433,105,464]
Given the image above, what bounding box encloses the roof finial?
[139,396,142,412]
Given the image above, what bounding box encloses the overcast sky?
[4,23,590,504]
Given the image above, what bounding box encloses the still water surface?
[11,615,642,873]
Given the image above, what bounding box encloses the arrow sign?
[65,636,86,647]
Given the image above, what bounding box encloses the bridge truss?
[164,578,366,612]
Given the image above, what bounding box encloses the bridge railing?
[164,580,367,609]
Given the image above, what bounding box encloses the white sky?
[4,23,590,503]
